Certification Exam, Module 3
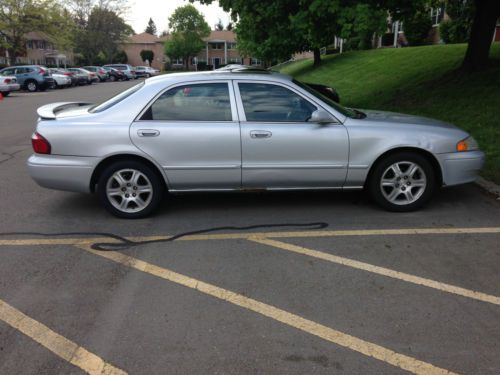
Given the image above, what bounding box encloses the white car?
[51,73,72,89]
[0,76,21,96]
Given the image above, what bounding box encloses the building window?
[172,58,183,65]
[430,6,444,27]
[227,42,237,50]
[211,42,223,50]
[250,58,261,66]
[229,57,242,64]
[27,40,33,49]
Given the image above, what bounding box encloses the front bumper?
[0,83,20,92]
[27,154,98,193]
[436,150,485,186]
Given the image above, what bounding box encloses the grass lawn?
[278,43,500,184]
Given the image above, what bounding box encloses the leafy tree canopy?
[145,17,157,35]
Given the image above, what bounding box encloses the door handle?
[250,130,272,139]
[137,129,160,137]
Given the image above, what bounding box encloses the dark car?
[304,82,340,103]
[103,64,135,80]
[0,65,55,92]
[102,66,125,81]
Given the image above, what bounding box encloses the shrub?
[403,12,432,46]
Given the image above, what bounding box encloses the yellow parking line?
[0,299,127,375]
[1,227,500,247]
[78,244,456,375]
[249,237,500,306]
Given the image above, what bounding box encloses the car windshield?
[90,82,144,113]
[293,79,358,119]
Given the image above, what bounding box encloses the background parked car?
[83,66,109,82]
[47,69,72,89]
[103,64,135,80]
[134,66,160,78]
[48,68,79,87]
[0,65,55,92]
[67,68,95,85]
[102,66,125,81]
[0,76,20,96]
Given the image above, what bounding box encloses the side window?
[15,68,27,74]
[238,82,316,122]
[1,68,14,76]
[142,83,232,121]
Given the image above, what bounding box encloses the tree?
[0,0,75,65]
[226,21,233,31]
[439,0,475,44]
[140,49,154,65]
[215,18,224,31]
[145,17,157,35]
[75,7,133,64]
[164,4,210,70]
[462,0,500,71]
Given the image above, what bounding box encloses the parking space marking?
[249,237,500,306]
[78,243,456,375]
[0,298,127,375]
[1,226,500,247]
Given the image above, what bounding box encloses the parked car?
[0,75,20,96]
[103,64,135,80]
[83,66,109,82]
[0,65,55,92]
[28,70,484,218]
[48,69,76,87]
[47,70,72,89]
[102,66,125,81]
[67,68,96,85]
[134,66,159,78]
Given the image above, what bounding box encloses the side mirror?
[309,109,335,124]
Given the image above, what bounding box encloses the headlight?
[456,136,479,152]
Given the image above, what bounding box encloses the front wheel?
[368,152,436,212]
[97,161,165,218]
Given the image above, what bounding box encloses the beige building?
[122,30,262,71]
[0,32,74,67]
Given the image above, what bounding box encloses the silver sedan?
[27,70,484,218]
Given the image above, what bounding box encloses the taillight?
[38,67,46,75]
[64,72,71,76]
[32,132,51,154]
[4,78,11,84]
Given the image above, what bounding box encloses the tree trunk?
[313,47,321,66]
[462,0,500,71]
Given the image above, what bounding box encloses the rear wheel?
[1,91,10,97]
[97,161,165,218]
[368,152,436,212]
[25,80,38,92]
[109,75,116,82]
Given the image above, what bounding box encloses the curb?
[475,177,500,200]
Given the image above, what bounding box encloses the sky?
[126,0,232,35]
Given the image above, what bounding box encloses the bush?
[381,33,394,46]
[403,12,432,46]
[196,61,207,70]
[439,19,471,44]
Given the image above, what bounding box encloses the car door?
[234,80,349,189]
[130,80,241,190]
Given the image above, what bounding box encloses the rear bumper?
[437,150,485,186]
[0,83,20,92]
[27,154,98,193]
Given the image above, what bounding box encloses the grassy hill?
[278,43,500,184]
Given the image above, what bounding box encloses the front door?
[234,81,349,189]
[213,58,221,69]
[130,81,241,190]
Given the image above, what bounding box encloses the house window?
[27,40,33,49]
[430,6,444,27]
[172,58,183,65]
[250,58,261,66]
[229,57,242,64]
[227,42,237,50]
[211,42,223,50]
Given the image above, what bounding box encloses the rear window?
[90,82,144,113]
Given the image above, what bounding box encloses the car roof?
[145,70,292,87]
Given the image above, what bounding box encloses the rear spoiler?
[37,102,93,120]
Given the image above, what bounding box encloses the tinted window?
[142,83,232,121]
[238,83,316,122]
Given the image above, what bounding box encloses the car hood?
[359,109,457,130]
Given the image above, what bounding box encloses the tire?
[25,80,38,92]
[97,161,165,218]
[109,75,116,82]
[1,91,10,97]
[368,152,436,212]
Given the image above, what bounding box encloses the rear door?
[130,80,241,190]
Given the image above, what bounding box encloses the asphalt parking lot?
[0,81,499,375]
